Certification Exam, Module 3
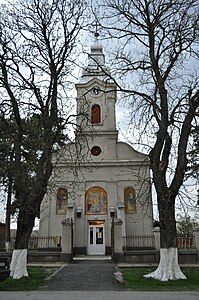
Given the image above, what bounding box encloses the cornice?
[55,159,150,168]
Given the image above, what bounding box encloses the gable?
[116,142,149,161]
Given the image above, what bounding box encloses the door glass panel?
[90,227,93,244]
[96,227,103,244]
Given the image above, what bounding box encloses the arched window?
[56,188,68,215]
[124,187,136,214]
[85,186,108,215]
[91,104,101,124]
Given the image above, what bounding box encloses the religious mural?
[85,186,108,215]
[124,187,136,214]
[56,188,68,215]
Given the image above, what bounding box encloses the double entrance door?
[88,221,105,255]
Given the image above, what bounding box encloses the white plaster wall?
[52,163,150,184]
[75,218,85,247]
[39,195,66,237]
[117,142,148,161]
[39,159,153,244]
[76,79,117,133]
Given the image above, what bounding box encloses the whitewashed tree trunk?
[5,242,12,252]
[144,248,187,281]
[10,249,28,279]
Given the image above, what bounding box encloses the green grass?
[0,267,55,291]
[122,267,199,291]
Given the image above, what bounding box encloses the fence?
[10,235,62,251]
[177,235,195,250]
[123,234,196,251]
[123,235,155,250]
[8,233,197,252]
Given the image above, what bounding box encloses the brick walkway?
[42,259,125,291]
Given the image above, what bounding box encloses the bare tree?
[97,0,199,280]
[0,0,85,279]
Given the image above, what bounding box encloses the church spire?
[87,23,105,71]
[88,42,105,70]
[79,21,111,81]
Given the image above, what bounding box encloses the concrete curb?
[45,264,68,282]
[27,263,65,267]
[117,263,199,268]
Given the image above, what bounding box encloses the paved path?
[42,259,125,291]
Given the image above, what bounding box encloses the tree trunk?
[10,155,52,279]
[144,193,186,281]
[5,176,12,252]
[144,248,186,281]
[10,204,36,279]
[15,207,35,249]
[159,196,177,249]
[10,249,28,279]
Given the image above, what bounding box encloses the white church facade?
[39,42,153,257]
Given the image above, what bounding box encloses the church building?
[39,41,153,256]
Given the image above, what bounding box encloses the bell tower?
[75,41,118,160]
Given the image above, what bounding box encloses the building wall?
[39,157,154,251]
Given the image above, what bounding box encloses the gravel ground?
[42,260,125,291]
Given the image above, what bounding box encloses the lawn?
[122,267,199,291]
[0,267,55,291]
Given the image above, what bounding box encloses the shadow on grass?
[122,267,199,291]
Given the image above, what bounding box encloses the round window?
[91,146,101,156]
